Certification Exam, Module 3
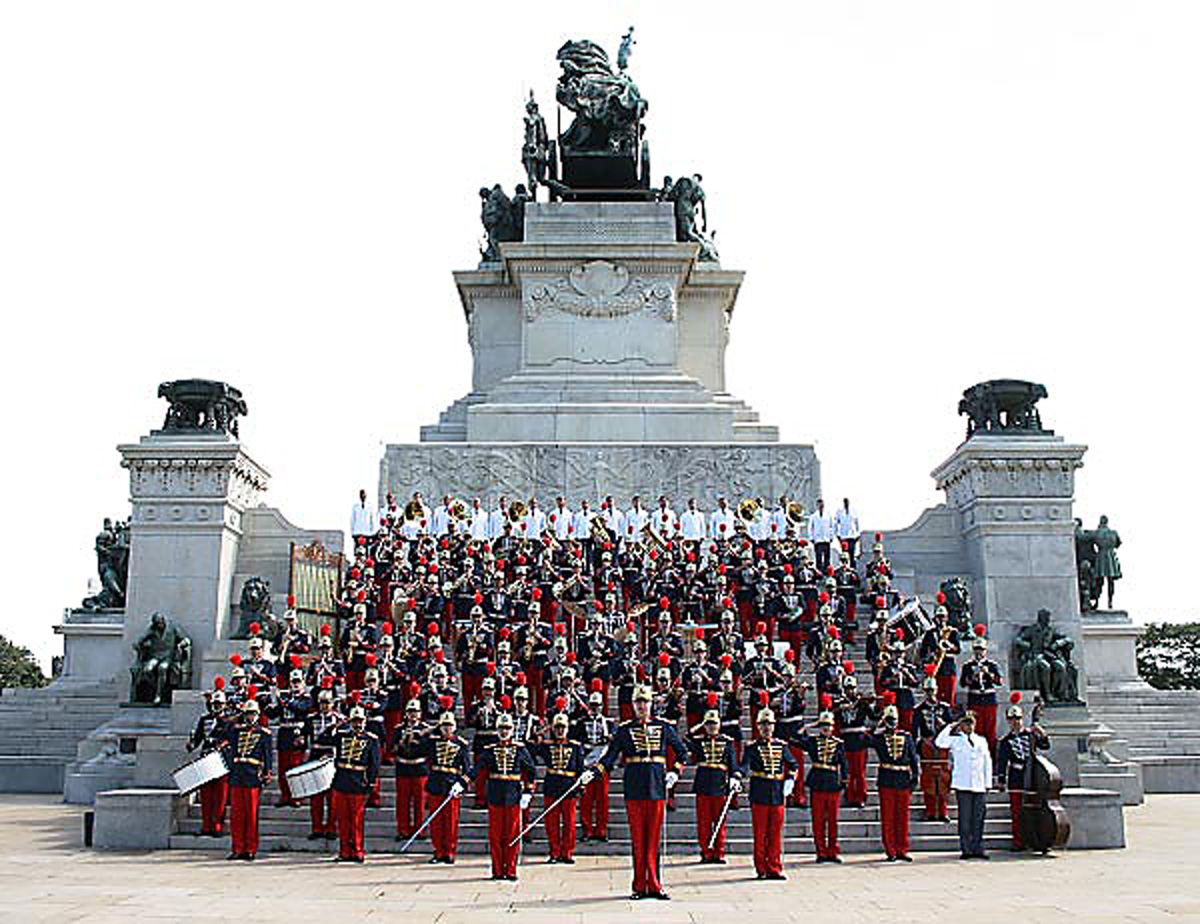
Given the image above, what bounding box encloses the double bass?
[1018,695,1071,852]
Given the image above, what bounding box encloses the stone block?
[1082,610,1144,687]
[93,788,184,850]
[54,609,125,683]
[1060,787,1125,849]
[0,756,66,793]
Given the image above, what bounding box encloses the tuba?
[737,498,761,524]
[640,522,667,555]
[447,498,468,521]
[404,499,423,523]
[507,500,528,523]
[786,501,807,526]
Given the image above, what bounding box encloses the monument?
[381,38,819,510]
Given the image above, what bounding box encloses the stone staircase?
[0,680,120,793]
[1086,687,1200,792]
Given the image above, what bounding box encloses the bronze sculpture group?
[129,612,192,705]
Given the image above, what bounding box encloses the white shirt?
[653,507,677,536]
[835,508,860,541]
[350,502,377,537]
[523,508,547,539]
[748,510,770,541]
[550,505,573,540]
[487,508,507,540]
[679,509,706,541]
[710,507,735,539]
[934,724,993,792]
[601,507,624,540]
[430,504,451,537]
[807,511,836,543]
[768,506,788,539]
[469,508,490,541]
[572,509,592,540]
[625,506,649,540]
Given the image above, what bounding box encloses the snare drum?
[172,750,229,795]
[286,756,335,799]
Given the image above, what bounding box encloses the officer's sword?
[509,773,588,846]
[399,792,455,853]
[706,786,738,851]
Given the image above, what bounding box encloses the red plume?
[320,624,331,637]
[882,690,897,706]
[784,563,793,575]
[591,678,604,693]
[249,622,261,636]
[594,600,604,611]
[756,620,767,635]
[626,621,635,634]
[286,595,296,607]
[722,596,733,608]
[874,532,883,542]
[936,591,946,605]
[356,590,366,602]
[515,672,526,685]
[658,652,671,666]
[842,660,855,674]
[819,591,830,604]
[1010,691,1023,704]
[440,695,453,710]
[213,675,225,690]
[230,654,242,667]
[365,654,377,667]
[758,690,769,706]
[784,649,795,662]
[321,676,333,689]
[659,597,670,609]
[474,592,483,605]
[820,693,832,709]
[247,684,258,699]
[707,692,718,707]
[499,626,511,640]
[924,663,937,676]
[500,695,512,709]
[566,652,576,664]
[381,622,393,636]
[406,600,416,611]
[409,681,421,697]
[554,623,565,636]
[290,654,302,668]
[428,622,440,636]
[434,649,445,663]
[531,587,542,601]
[894,627,905,641]
[486,661,495,676]
[351,690,361,704]
[555,696,567,711]
[721,654,732,668]
[695,626,705,641]
[974,624,987,637]
[828,626,840,640]
[875,596,887,610]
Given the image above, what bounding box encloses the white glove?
[665,771,679,790]
[520,792,532,810]
[449,781,465,798]
[579,769,595,787]
[729,777,743,794]
[783,779,795,798]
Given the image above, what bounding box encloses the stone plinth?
[422,202,779,445]
[93,788,183,849]
[1082,610,1146,691]
[54,608,125,683]
[931,434,1088,697]
[381,442,820,512]
[118,432,269,676]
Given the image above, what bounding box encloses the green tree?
[0,634,49,690]
[1136,622,1200,691]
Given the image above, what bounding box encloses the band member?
[912,676,953,822]
[960,627,1003,752]
[303,688,341,839]
[468,676,501,808]
[836,674,876,808]
[478,713,536,881]
[871,704,920,861]
[392,698,430,840]
[326,705,382,863]
[737,708,798,879]
[186,688,231,836]
[572,691,613,840]
[243,633,276,688]
[269,669,312,807]
[456,605,493,711]
[995,694,1050,852]
[776,672,808,807]
[340,605,378,692]
[533,711,585,863]
[223,697,273,861]
[796,710,848,863]
[421,710,472,864]
[306,631,345,698]
[584,684,689,901]
[919,603,961,704]
[687,707,738,864]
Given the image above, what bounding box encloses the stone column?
[118,432,269,687]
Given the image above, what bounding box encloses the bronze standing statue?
[1092,516,1122,610]
[521,93,550,197]
[81,517,129,610]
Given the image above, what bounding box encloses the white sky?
[2,2,1196,668]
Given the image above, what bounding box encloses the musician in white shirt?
[523,497,547,540]
[487,495,510,541]
[709,497,735,541]
[679,498,706,541]
[551,496,573,540]
[835,498,861,566]
[767,496,789,541]
[600,496,624,543]
[572,501,593,541]
[350,489,377,542]
[653,496,678,537]
[747,497,769,541]
[469,498,490,541]
[430,494,452,537]
[807,498,836,572]
[625,495,649,543]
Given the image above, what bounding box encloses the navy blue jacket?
[596,718,689,801]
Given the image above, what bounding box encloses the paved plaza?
[1,794,1197,923]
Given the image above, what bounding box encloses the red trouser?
[971,703,998,753]
[751,803,785,875]
[737,600,754,638]
[626,799,665,895]
[277,750,305,804]
[845,750,869,806]
[229,786,260,857]
[474,763,489,807]
[580,774,610,837]
[899,707,914,733]
[920,750,950,819]
[333,790,366,860]
[488,803,522,878]
[310,788,333,834]
[619,702,633,722]
[426,792,460,859]
[198,777,228,834]
[1009,791,1024,849]
[937,673,957,705]
[528,668,546,718]
[810,790,841,859]
[462,674,483,712]
[696,793,726,860]
[395,775,427,836]
[544,795,577,860]
[780,628,805,660]
[345,671,365,692]
[787,746,808,806]
[879,787,911,858]
[382,710,402,761]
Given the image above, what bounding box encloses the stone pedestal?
[931,434,1088,696]
[118,432,269,680]
[54,608,125,683]
[1082,610,1146,691]
[93,788,184,849]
